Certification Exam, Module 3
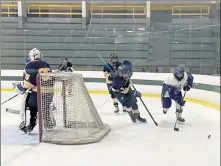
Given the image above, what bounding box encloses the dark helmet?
[122,60,133,77]
[110,53,118,65]
[62,57,68,63]
[118,63,132,80]
[174,66,184,81]
[62,57,68,61]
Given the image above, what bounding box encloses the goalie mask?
[29,48,42,61]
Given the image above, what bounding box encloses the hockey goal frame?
[36,72,110,144]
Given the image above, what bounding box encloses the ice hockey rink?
[1,90,220,166]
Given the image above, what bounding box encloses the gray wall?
[0,10,220,74]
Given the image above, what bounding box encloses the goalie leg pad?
[20,93,30,121]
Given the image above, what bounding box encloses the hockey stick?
[1,94,19,105]
[174,90,187,131]
[6,108,20,114]
[57,62,67,71]
[130,83,158,126]
[98,54,158,126]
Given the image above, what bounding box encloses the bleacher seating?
[0,1,220,74]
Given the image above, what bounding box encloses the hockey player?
[14,48,54,133]
[57,57,74,72]
[111,60,146,123]
[103,53,126,114]
[161,66,194,122]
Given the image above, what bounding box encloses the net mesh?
[37,72,110,145]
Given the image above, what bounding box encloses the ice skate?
[127,111,137,123]
[134,113,147,123]
[176,112,185,122]
[114,106,120,114]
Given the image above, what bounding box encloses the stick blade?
[6,108,20,115]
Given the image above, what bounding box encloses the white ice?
[1,92,220,166]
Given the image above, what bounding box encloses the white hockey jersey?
[163,72,188,92]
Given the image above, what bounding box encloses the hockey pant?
[113,90,138,110]
[161,87,183,113]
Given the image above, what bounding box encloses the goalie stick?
[98,54,158,126]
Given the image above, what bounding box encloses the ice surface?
[1,92,220,166]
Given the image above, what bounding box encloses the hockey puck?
[208,135,211,139]
[174,128,179,131]
[6,108,8,111]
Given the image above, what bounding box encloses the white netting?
[37,72,110,145]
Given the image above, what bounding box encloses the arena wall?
[1,70,220,111]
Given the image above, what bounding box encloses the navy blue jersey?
[103,62,122,84]
[58,62,73,71]
[112,75,130,90]
[23,60,51,89]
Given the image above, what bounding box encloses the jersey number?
[38,68,50,81]
[38,68,49,73]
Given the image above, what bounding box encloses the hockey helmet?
[62,57,68,63]
[118,64,131,80]
[122,60,133,77]
[29,48,42,61]
[110,53,118,65]
[174,66,184,81]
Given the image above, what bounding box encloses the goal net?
[36,72,110,145]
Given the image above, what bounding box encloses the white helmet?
[29,48,42,61]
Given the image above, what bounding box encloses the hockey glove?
[133,90,142,98]
[177,99,186,106]
[183,85,191,91]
